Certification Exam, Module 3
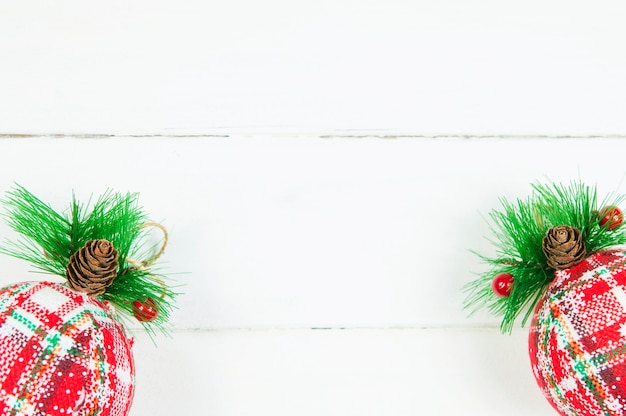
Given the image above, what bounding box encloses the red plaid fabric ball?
[530,250,626,416]
[0,281,134,416]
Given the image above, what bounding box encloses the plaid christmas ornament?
[530,250,626,416]
[464,182,626,415]
[0,186,178,416]
[0,281,134,416]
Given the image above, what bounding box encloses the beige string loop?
[138,222,168,267]
[126,222,169,298]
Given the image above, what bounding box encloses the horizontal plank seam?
[140,325,513,333]
[1,133,626,140]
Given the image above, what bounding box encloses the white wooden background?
[2,1,626,415]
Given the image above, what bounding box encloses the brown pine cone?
[66,239,119,295]
[542,226,586,270]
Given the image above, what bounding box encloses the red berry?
[492,273,514,298]
[599,206,623,230]
[132,298,159,322]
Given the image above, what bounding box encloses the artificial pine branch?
[464,181,626,333]
[0,185,176,335]
[0,185,71,275]
[78,191,146,265]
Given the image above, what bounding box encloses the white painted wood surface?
[131,328,549,415]
[2,1,626,415]
[1,1,626,135]
[0,137,623,415]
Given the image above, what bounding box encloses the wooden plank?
[1,2,626,134]
[131,328,552,415]
[0,136,624,330]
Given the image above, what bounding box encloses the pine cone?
[542,226,586,270]
[66,239,119,295]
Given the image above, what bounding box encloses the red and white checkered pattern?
[530,250,626,416]
[0,281,134,416]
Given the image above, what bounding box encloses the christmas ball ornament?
[530,250,626,416]
[464,181,626,415]
[0,185,177,415]
[491,273,514,297]
[599,205,624,230]
[0,281,134,416]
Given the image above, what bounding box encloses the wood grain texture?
[1,1,626,135]
[0,136,624,331]
[132,328,553,415]
[1,2,624,413]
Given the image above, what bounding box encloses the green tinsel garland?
[0,185,176,335]
[464,181,626,333]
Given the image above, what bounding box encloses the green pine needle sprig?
[104,267,177,337]
[464,181,626,333]
[1,185,72,275]
[0,184,177,335]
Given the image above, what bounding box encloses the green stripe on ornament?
[590,344,626,366]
